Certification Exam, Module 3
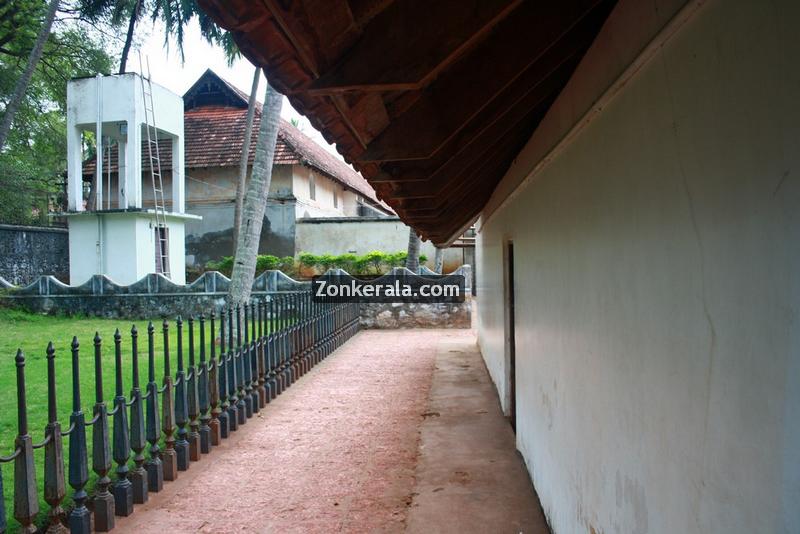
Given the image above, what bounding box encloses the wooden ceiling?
[197,0,617,244]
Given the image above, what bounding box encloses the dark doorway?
[155,226,170,274]
[506,241,516,432]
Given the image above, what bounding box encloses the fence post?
[208,312,223,445]
[44,342,67,534]
[92,333,115,531]
[298,294,306,375]
[174,317,190,471]
[291,293,300,380]
[249,303,260,413]
[235,304,247,424]
[128,326,148,504]
[161,320,178,481]
[112,329,134,516]
[145,322,163,492]
[198,315,212,453]
[13,350,38,534]
[227,308,240,429]
[282,295,292,389]
[242,303,254,417]
[248,302,259,412]
[303,293,311,374]
[218,309,231,437]
[186,317,201,461]
[257,301,267,408]
[274,296,284,394]
[68,337,91,534]
[268,296,277,400]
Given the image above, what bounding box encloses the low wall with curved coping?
[0,266,472,325]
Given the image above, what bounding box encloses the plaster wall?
[183,165,297,265]
[296,217,463,270]
[476,0,800,532]
[293,166,350,218]
[68,212,189,285]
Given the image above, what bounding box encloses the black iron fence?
[0,291,360,533]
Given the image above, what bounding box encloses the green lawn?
[0,308,225,531]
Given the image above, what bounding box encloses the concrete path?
[114,329,548,533]
[406,332,550,534]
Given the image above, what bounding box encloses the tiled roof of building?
[84,69,390,211]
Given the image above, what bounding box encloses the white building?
[66,73,199,285]
[202,0,800,531]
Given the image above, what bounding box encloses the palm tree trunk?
[405,227,420,273]
[228,76,283,306]
[233,66,260,248]
[0,0,59,152]
[118,0,141,74]
[433,247,443,273]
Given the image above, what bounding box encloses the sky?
[134,18,343,160]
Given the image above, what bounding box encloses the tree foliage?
[0,1,115,224]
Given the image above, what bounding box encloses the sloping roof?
[185,70,390,209]
[196,0,616,244]
[84,69,391,211]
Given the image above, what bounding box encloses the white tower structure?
[66,73,199,285]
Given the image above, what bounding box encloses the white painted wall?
[296,218,464,270]
[292,166,377,218]
[68,212,193,285]
[476,1,800,533]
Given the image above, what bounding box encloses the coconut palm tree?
[233,66,260,246]
[434,247,443,273]
[405,228,421,273]
[228,77,283,305]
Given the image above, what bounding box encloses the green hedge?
[295,251,429,275]
[204,251,428,277]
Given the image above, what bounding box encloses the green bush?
[256,254,281,272]
[335,253,358,271]
[279,256,296,276]
[353,256,371,274]
[204,249,428,278]
[318,253,337,271]
[205,256,234,276]
[387,251,407,267]
[298,252,319,268]
[363,250,388,274]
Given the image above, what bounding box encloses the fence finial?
[43,341,67,533]
[68,336,91,533]
[13,349,39,533]
[91,331,115,531]
[129,323,148,504]
[145,321,164,492]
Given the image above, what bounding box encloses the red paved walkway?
[115,329,548,533]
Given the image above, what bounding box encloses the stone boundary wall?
[0,266,471,322]
[0,224,69,285]
[359,299,471,329]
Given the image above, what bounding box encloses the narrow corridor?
[115,329,547,533]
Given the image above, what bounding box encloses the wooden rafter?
[360,0,606,162]
[197,0,618,244]
[308,0,522,94]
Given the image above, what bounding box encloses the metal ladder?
[139,53,170,278]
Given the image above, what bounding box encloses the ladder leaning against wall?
[139,54,170,279]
